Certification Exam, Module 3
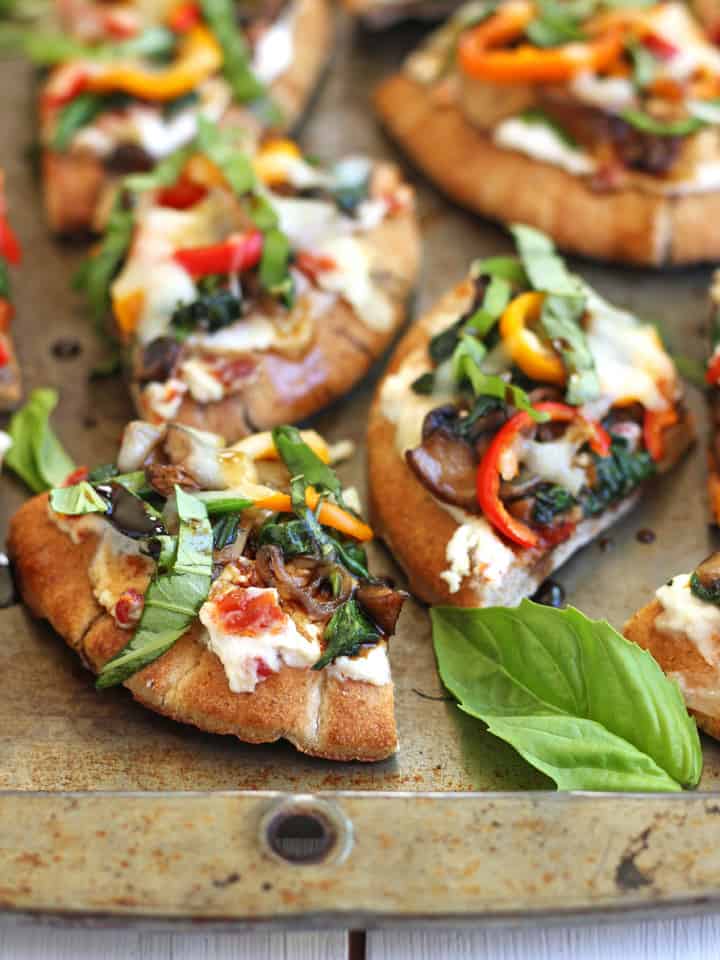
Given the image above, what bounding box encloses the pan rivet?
[259,796,353,865]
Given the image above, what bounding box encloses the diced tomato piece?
[216,588,285,636]
[102,7,141,38]
[255,658,274,678]
[538,521,576,548]
[295,251,337,283]
[62,466,89,486]
[115,588,145,627]
[0,216,21,265]
[642,32,679,60]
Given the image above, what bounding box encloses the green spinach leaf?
[313,598,380,670]
[432,601,702,791]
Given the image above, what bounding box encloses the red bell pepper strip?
[643,407,678,463]
[0,336,9,367]
[42,63,89,110]
[0,215,21,265]
[156,179,208,210]
[173,230,263,278]
[642,32,679,61]
[476,402,611,549]
[0,299,13,332]
[167,1,201,33]
[707,351,720,386]
[62,466,90,486]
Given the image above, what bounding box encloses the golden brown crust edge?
[272,0,332,127]
[367,287,695,608]
[134,205,421,438]
[8,495,397,762]
[375,72,720,267]
[624,599,720,742]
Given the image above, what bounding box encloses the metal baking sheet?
[3,16,720,926]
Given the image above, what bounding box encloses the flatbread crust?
[375,72,720,267]
[8,494,397,761]
[367,286,695,608]
[43,0,333,235]
[624,599,720,741]
[132,206,421,437]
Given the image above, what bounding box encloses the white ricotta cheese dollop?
[655,573,720,667]
[327,643,391,686]
[440,507,515,594]
[493,116,597,176]
[199,586,321,693]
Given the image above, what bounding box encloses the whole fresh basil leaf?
[484,715,685,792]
[431,601,702,791]
[5,388,75,493]
[96,487,212,688]
[50,482,108,515]
[510,223,583,297]
[539,293,600,404]
[313,598,380,670]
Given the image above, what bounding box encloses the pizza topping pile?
[382,224,687,590]
[48,422,405,690]
[409,0,720,190]
[35,0,292,175]
[74,121,408,423]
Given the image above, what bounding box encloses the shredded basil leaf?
[73,194,134,322]
[539,293,600,404]
[259,227,293,306]
[471,256,527,284]
[5,388,75,493]
[510,223,583,297]
[520,108,578,147]
[628,39,657,90]
[272,425,345,507]
[50,481,108,515]
[194,116,255,196]
[124,148,192,194]
[96,487,213,688]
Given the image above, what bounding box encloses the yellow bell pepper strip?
[476,402,610,549]
[254,139,303,187]
[113,289,145,341]
[643,407,678,463]
[252,487,374,542]
[84,25,222,103]
[231,430,331,463]
[499,291,566,385]
[458,3,625,85]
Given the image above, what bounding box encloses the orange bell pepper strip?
[643,407,678,463]
[458,4,625,85]
[252,487,374,542]
[84,25,222,102]
[499,291,566,385]
[476,402,610,549]
[113,289,145,341]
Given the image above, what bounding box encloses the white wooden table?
[3,918,720,958]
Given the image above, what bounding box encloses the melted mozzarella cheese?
[440,505,515,594]
[584,287,675,412]
[379,350,454,453]
[133,107,199,160]
[194,316,277,354]
[327,643,391,685]
[199,586,320,693]
[655,573,720,666]
[143,379,187,421]
[272,196,346,249]
[520,438,586,495]
[314,235,393,332]
[252,8,294,84]
[569,72,636,113]
[493,117,596,176]
[180,359,224,403]
[117,421,165,473]
[89,527,153,614]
